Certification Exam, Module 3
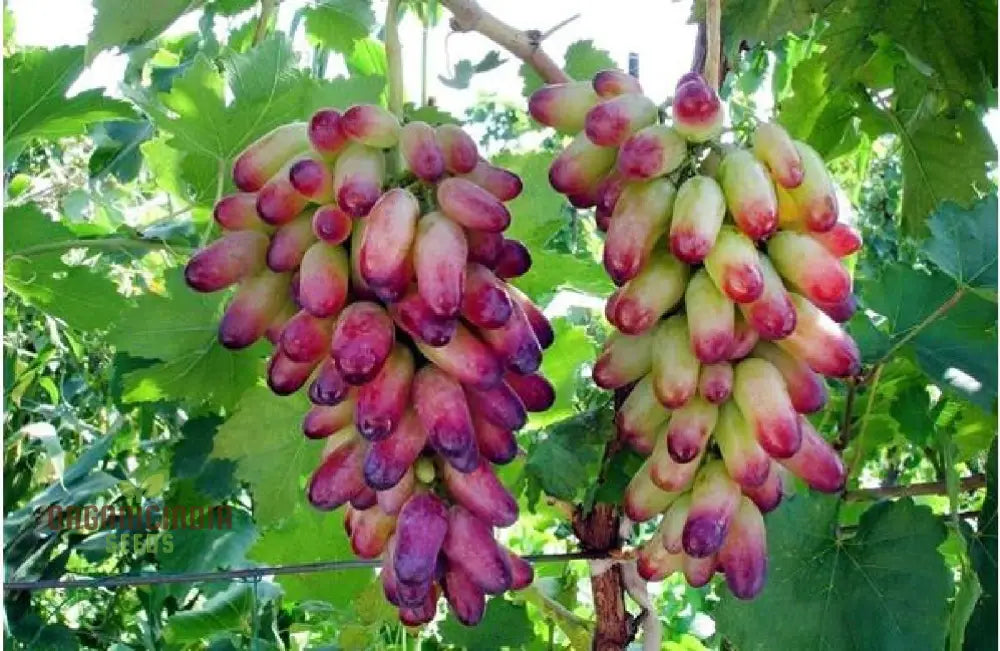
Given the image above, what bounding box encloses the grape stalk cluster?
[184,106,555,625]
[530,70,862,599]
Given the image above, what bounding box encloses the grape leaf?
[212,0,257,16]
[88,120,153,183]
[963,438,997,650]
[922,194,998,293]
[520,40,617,96]
[248,505,370,608]
[691,0,826,55]
[162,582,281,643]
[439,598,538,650]
[853,264,997,410]
[158,509,257,600]
[346,37,387,78]
[777,55,867,157]
[171,416,225,480]
[303,0,375,55]
[492,151,564,250]
[3,46,136,163]
[533,319,595,426]
[899,109,996,234]
[716,495,952,651]
[86,0,196,63]
[3,205,129,332]
[525,407,612,503]
[210,388,316,524]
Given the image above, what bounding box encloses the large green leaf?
[248,505,370,608]
[3,205,129,332]
[922,194,998,293]
[210,387,316,524]
[162,582,281,643]
[439,598,538,650]
[3,46,136,163]
[692,0,827,55]
[525,407,612,503]
[716,495,952,650]
[303,0,375,55]
[158,509,257,599]
[853,264,997,410]
[964,438,997,650]
[86,0,196,63]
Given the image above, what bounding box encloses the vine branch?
[251,0,277,46]
[437,0,570,84]
[844,473,986,501]
[703,0,722,89]
[5,237,193,261]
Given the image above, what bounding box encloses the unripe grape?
[435,124,479,174]
[719,149,778,240]
[636,535,683,581]
[603,178,676,285]
[717,496,767,599]
[737,256,797,340]
[342,104,401,148]
[592,69,643,97]
[750,340,827,414]
[810,222,862,257]
[219,271,291,349]
[649,432,703,492]
[665,395,718,463]
[682,460,742,558]
[233,122,308,192]
[528,81,599,133]
[776,294,861,378]
[607,249,689,335]
[592,329,654,390]
[585,93,659,146]
[727,312,759,361]
[308,109,349,158]
[660,493,691,553]
[732,358,802,458]
[399,121,445,182]
[714,401,771,489]
[334,143,385,216]
[548,132,617,196]
[651,315,700,408]
[615,374,670,455]
[625,457,681,522]
[703,226,764,304]
[672,78,723,143]
[670,175,725,264]
[779,416,847,493]
[617,124,687,180]
[788,141,838,232]
[752,121,803,188]
[775,183,802,229]
[812,293,858,323]
[685,269,735,363]
[742,462,784,513]
[698,361,733,404]
[767,230,852,304]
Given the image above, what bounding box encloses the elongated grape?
[810,222,862,257]
[308,108,349,157]
[437,177,511,232]
[548,132,617,196]
[265,301,297,345]
[504,548,534,590]
[309,358,350,405]
[330,302,394,385]
[363,409,427,490]
[608,249,689,335]
[280,309,333,362]
[732,358,802,458]
[415,323,502,389]
[307,437,365,510]
[593,329,654,390]
[288,155,335,203]
[665,395,718,463]
[358,188,419,292]
[528,81,600,133]
[506,285,554,349]
[686,269,735,363]
[342,104,400,148]
[441,459,518,527]
[660,493,691,553]
[649,432,703,492]
[715,401,771,489]
[298,241,349,318]
[478,300,542,375]
[443,561,486,626]
[389,287,457,347]
[503,372,555,413]
[302,397,356,439]
[604,178,677,284]
[698,362,733,404]
[267,349,319,395]
[185,230,270,294]
[683,460,742,558]
[775,183,802,230]
[494,238,532,279]
[350,486,377,510]
[719,149,778,240]
[466,229,503,268]
[394,491,448,587]
[443,506,512,594]
[703,226,765,303]
[637,536,683,581]
[651,315,700,408]
[617,124,687,180]
[461,263,513,329]
[779,415,846,492]
[767,230,851,304]
[718,496,767,599]
[472,410,517,464]
[672,75,723,142]
[219,271,291,349]
[233,122,308,192]
[670,175,726,264]
[752,121,803,188]
[625,457,681,522]
[742,462,784,513]
[585,93,658,146]
[593,69,642,97]
[334,143,384,216]
[256,160,310,226]
[413,366,478,472]
[616,374,670,455]
[398,585,439,625]
[349,506,396,559]
[414,212,468,318]
[460,160,522,201]
[813,293,858,323]
[355,345,414,441]
[728,311,760,361]
[738,256,796,340]
[399,121,445,182]
[776,294,860,378]
[465,382,527,431]
[377,467,415,515]
[311,204,352,245]
[789,141,838,232]
[214,193,270,232]
[750,341,827,413]
[435,124,479,173]
[267,211,316,272]
[684,552,717,588]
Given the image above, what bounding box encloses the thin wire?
[3,551,609,592]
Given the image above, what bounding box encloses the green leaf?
[86,0,195,63]
[532,319,596,426]
[3,46,136,163]
[692,0,823,55]
[3,205,128,332]
[439,51,507,89]
[520,40,616,97]
[162,582,281,643]
[923,194,998,293]
[303,0,375,54]
[854,264,997,410]
[439,598,538,650]
[159,509,257,599]
[88,120,154,183]
[963,438,997,651]
[346,37,387,78]
[525,407,612,503]
[899,109,996,234]
[213,0,257,16]
[889,384,935,446]
[248,506,370,608]
[716,495,952,651]
[210,387,316,524]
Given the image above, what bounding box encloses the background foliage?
[3,0,997,649]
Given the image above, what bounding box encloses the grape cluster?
[184,105,555,625]
[530,71,862,599]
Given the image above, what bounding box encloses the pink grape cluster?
[184,105,556,625]
[529,70,862,599]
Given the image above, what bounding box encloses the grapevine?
[184,105,553,626]
[530,70,862,599]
